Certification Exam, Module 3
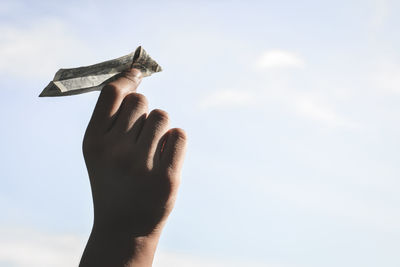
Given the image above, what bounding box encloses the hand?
[79,69,187,267]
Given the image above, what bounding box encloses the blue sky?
[1,0,400,266]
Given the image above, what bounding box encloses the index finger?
[87,68,143,133]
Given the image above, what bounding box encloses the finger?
[137,109,170,166]
[112,93,148,136]
[160,128,187,176]
[87,68,143,134]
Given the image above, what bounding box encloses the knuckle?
[150,109,169,122]
[142,161,153,173]
[125,93,148,109]
[131,157,153,173]
[82,137,101,156]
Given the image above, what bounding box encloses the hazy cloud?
[199,89,257,109]
[260,181,400,232]
[0,228,84,267]
[154,251,281,267]
[0,227,276,267]
[0,19,90,79]
[0,0,24,15]
[372,63,400,94]
[371,0,390,29]
[290,93,355,128]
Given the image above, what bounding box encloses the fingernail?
[121,68,143,83]
[128,68,143,79]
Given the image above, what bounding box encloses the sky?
[1,0,400,266]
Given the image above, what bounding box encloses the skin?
[79,68,187,267]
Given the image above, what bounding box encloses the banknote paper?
[39,46,162,97]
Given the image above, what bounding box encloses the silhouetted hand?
[79,68,187,267]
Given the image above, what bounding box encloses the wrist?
[79,224,162,267]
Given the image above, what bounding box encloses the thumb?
[88,68,143,133]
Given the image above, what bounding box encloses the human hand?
[79,69,187,267]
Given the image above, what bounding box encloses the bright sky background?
[1,0,400,266]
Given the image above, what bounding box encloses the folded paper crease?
[39,46,162,97]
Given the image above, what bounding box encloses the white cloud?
[199,89,257,109]
[0,227,85,267]
[0,227,278,267]
[257,50,305,69]
[371,0,389,29]
[259,181,400,232]
[372,63,400,94]
[198,87,355,128]
[0,19,90,79]
[252,49,358,128]
[154,250,292,267]
[290,94,355,128]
